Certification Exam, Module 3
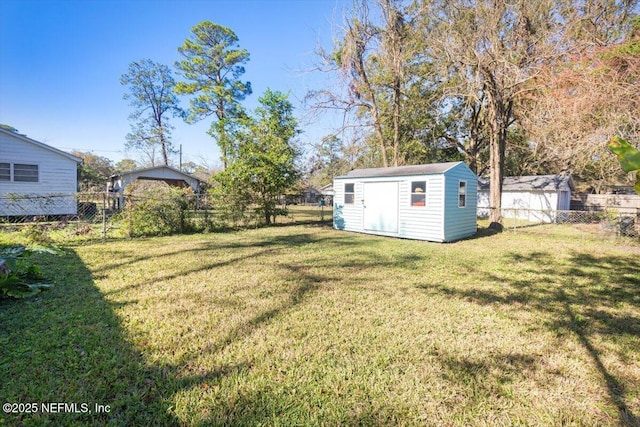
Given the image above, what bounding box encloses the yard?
[1,220,639,425]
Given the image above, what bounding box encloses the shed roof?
[335,161,464,179]
[0,127,82,163]
[478,174,575,192]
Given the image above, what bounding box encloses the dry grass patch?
[1,223,638,425]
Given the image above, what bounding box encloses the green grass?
[1,221,639,426]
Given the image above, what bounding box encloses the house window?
[344,183,355,204]
[411,181,426,206]
[458,180,467,207]
[13,164,38,182]
[0,163,9,181]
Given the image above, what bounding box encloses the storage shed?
[477,174,575,222]
[333,162,477,242]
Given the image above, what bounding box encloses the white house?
[333,162,477,242]
[477,174,575,222]
[0,128,82,217]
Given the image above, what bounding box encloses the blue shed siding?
[442,164,477,242]
[333,162,477,242]
[397,176,445,241]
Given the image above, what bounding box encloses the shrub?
[21,224,53,245]
[122,187,195,237]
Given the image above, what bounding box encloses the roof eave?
[0,128,82,163]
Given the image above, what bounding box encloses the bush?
[122,187,195,237]
[21,224,53,245]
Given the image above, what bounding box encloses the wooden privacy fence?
[571,194,640,215]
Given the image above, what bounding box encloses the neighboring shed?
[477,174,575,222]
[333,162,477,242]
[319,183,334,205]
[107,165,202,210]
[301,186,322,204]
[0,128,82,216]
[319,183,333,196]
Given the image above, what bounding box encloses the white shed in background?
[477,174,575,222]
[333,162,477,242]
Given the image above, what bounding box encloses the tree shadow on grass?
[419,250,640,426]
[88,226,359,279]
[0,248,184,425]
[0,239,329,426]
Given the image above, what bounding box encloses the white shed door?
[363,181,399,233]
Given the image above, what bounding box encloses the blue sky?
[0,0,349,168]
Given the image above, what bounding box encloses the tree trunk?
[488,132,504,231]
[355,53,388,168]
[159,127,169,166]
[384,0,403,167]
[484,73,507,231]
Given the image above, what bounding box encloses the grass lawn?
[1,219,639,426]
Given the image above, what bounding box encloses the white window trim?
[410,180,427,207]
[0,163,40,183]
[458,179,467,208]
[344,183,355,205]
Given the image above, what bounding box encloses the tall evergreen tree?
[175,21,251,169]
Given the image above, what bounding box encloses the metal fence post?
[102,192,107,241]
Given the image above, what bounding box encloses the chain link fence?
[1,192,638,241]
[497,207,639,237]
[0,192,216,241]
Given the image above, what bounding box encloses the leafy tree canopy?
[212,89,300,225]
[72,151,116,191]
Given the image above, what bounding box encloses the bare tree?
[423,0,637,229]
[121,59,183,166]
[308,0,429,168]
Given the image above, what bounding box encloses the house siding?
[478,190,560,223]
[0,131,79,216]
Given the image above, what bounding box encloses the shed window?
[344,183,355,204]
[0,163,9,181]
[458,180,467,207]
[411,181,426,206]
[13,164,38,182]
